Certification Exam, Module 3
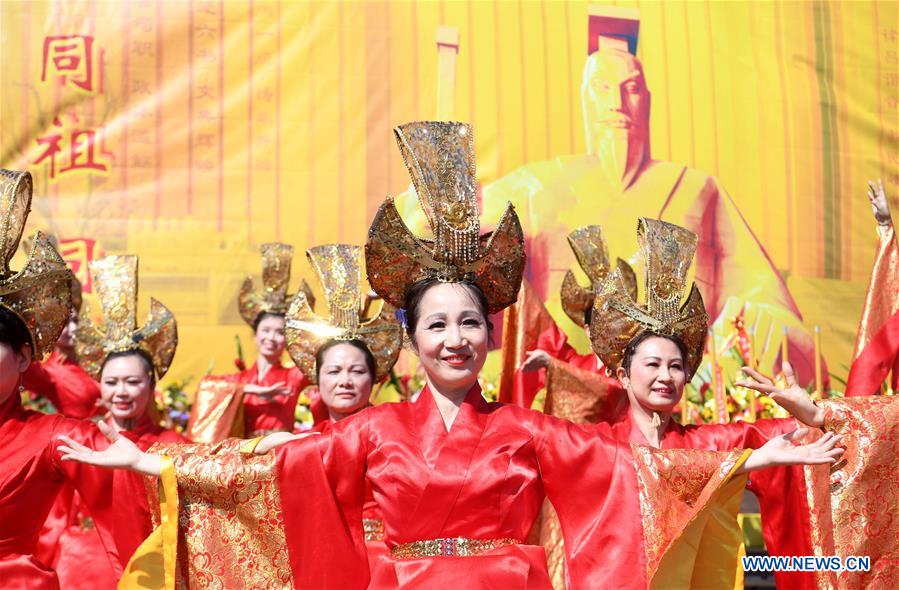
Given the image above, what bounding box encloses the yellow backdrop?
[1,0,896,389]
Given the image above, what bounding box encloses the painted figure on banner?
[460,7,816,384]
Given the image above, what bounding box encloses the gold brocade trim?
[853,224,899,358]
[184,379,246,444]
[804,397,899,590]
[363,518,385,542]
[391,537,520,559]
[144,441,294,589]
[631,445,746,583]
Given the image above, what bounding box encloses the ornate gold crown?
[561,225,636,328]
[365,121,526,314]
[285,244,403,383]
[589,218,708,375]
[238,243,315,327]
[76,255,178,380]
[23,232,84,312]
[0,170,73,357]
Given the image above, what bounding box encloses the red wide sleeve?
[276,410,370,588]
[24,360,101,419]
[45,419,139,574]
[530,412,648,589]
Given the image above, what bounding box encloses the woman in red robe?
[60,124,842,590]
[38,254,187,589]
[280,243,404,562]
[0,170,148,589]
[539,215,898,589]
[185,243,316,442]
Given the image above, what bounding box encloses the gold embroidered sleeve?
[632,446,749,588]
[805,396,899,590]
[142,439,294,589]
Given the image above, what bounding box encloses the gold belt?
[363,518,385,542]
[391,537,520,559]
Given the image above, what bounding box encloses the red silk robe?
[38,415,186,590]
[154,384,749,589]
[313,416,388,569]
[544,360,899,589]
[186,361,315,442]
[224,361,310,435]
[23,352,102,419]
[0,393,145,589]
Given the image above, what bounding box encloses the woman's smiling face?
[411,282,489,396]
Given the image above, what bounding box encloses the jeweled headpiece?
[286,244,403,383]
[0,170,73,357]
[365,121,525,313]
[589,218,708,375]
[561,225,637,328]
[23,232,83,312]
[76,255,177,380]
[238,243,315,327]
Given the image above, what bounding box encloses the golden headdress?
[560,225,637,327]
[285,244,403,383]
[76,255,177,380]
[23,232,83,312]
[365,121,526,314]
[0,170,73,357]
[589,218,708,375]
[238,243,315,327]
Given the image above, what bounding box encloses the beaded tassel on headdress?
[366,121,526,313]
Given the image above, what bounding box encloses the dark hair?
[315,339,377,381]
[584,306,593,327]
[403,277,494,343]
[252,311,286,333]
[100,349,157,388]
[620,331,689,376]
[0,307,33,353]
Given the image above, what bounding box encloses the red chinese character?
[33,117,65,178]
[33,117,112,180]
[42,35,95,92]
[59,238,99,293]
[60,129,109,174]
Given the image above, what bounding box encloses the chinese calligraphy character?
[41,35,96,93]
[59,238,99,293]
[33,116,112,180]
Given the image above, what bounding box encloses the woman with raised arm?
[60,124,842,590]
[37,255,188,589]
[538,215,899,589]
[0,170,152,589]
[185,244,318,442]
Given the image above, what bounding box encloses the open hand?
[736,362,824,427]
[520,349,551,372]
[58,421,161,476]
[867,178,892,226]
[741,428,844,473]
[244,381,291,399]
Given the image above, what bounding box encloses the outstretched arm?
[736,428,843,474]
[58,421,163,476]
